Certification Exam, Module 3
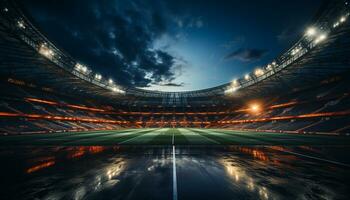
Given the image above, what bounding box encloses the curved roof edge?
[1,0,349,98]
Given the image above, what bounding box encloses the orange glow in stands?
[269,101,298,109]
[218,110,350,124]
[25,97,304,116]
[26,161,56,173]
[26,98,106,112]
[0,112,128,124]
[1,110,350,125]
[25,98,59,105]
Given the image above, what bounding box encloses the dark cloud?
[224,48,268,62]
[21,0,185,87]
[159,82,184,87]
[18,0,320,90]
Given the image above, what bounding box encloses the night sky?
[21,0,323,91]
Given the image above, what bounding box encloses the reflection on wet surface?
[0,146,349,200]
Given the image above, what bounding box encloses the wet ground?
[0,145,349,200]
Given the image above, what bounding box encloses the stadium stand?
[0,0,350,135]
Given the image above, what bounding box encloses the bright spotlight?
[112,87,125,94]
[95,74,102,80]
[291,47,302,55]
[340,16,346,23]
[17,21,25,29]
[108,79,114,84]
[75,63,82,70]
[224,86,238,94]
[39,44,54,59]
[254,68,264,76]
[244,74,250,80]
[319,34,327,40]
[315,34,327,44]
[75,63,88,73]
[232,79,238,86]
[306,27,316,36]
[81,66,87,73]
[250,104,261,113]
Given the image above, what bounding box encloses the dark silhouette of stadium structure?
[0,0,350,135]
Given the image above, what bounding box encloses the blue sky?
[22,0,323,91]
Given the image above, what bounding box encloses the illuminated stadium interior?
[1,0,350,199]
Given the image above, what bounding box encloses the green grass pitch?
[0,128,349,145]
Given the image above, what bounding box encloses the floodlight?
[95,74,102,80]
[17,21,25,29]
[39,44,54,58]
[315,34,327,44]
[340,16,346,23]
[254,68,264,76]
[306,27,316,36]
[250,103,261,113]
[232,79,238,86]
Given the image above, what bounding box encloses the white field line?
[172,145,178,200]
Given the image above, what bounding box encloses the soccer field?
[1,128,349,145]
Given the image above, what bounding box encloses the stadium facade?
[0,0,350,134]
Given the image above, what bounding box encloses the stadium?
[0,0,350,199]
